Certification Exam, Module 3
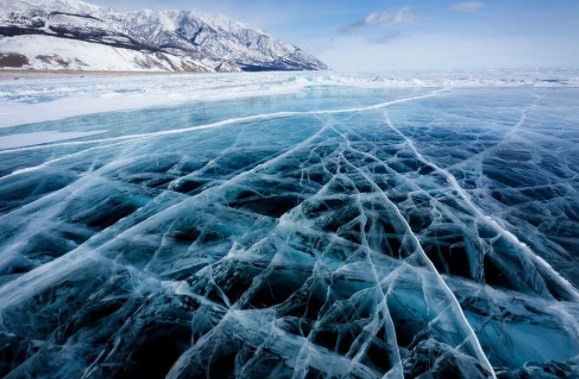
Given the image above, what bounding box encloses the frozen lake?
[0,71,578,378]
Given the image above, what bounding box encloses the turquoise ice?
[0,72,577,378]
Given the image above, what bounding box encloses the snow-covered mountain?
[0,0,328,72]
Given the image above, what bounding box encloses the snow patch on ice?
[0,130,106,149]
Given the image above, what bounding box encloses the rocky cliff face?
[0,0,328,72]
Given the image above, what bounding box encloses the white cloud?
[342,6,414,32]
[450,2,486,13]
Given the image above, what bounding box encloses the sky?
[89,0,579,71]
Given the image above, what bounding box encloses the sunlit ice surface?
[0,71,578,378]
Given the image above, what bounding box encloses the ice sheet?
[1,69,578,128]
[0,73,577,378]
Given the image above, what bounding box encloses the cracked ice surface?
[0,72,578,378]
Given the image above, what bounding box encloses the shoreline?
[0,69,321,80]
[0,69,216,80]
[0,68,327,81]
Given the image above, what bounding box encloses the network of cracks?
[0,87,577,378]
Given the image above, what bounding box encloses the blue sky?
[90,0,579,71]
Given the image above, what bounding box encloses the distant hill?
[0,0,328,73]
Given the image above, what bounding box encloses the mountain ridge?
[0,0,328,73]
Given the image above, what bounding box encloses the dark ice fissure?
[0,86,577,378]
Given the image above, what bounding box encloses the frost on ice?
[0,73,577,378]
